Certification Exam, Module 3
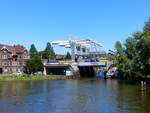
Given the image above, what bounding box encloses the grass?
[145,75,150,78]
[0,74,66,81]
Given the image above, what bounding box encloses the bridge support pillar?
[78,66,95,77]
[43,66,47,75]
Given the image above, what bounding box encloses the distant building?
[0,44,30,74]
[55,54,66,60]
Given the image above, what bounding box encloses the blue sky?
[0,0,150,54]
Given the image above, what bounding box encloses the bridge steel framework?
[51,39,104,61]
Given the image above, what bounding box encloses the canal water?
[0,79,150,113]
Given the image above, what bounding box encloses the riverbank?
[0,74,65,81]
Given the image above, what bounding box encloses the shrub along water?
[0,75,65,81]
[110,18,150,81]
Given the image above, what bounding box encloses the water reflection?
[0,79,150,113]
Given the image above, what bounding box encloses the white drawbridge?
[51,39,104,61]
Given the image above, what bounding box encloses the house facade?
[0,44,30,74]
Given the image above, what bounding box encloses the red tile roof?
[0,44,28,55]
[14,45,25,53]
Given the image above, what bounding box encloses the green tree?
[30,44,38,57]
[42,42,55,60]
[114,18,150,80]
[144,18,150,35]
[26,55,44,74]
[65,52,71,59]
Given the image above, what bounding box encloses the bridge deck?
[45,62,106,67]
[78,62,106,67]
[45,63,69,68]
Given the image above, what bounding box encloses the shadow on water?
[0,79,150,113]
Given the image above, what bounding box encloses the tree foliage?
[29,44,38,58]
[25,42,56,74]
[65,52,71,59]
[114,19,150,80]
[42,42,55,60]
[26,55,44,74]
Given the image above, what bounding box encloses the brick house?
[0,44,30,74]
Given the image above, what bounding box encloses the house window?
[2,62,7,66]
[19,62,22,66]
[3,68,8,72]
[2,55,7,59]
[17,68,21,72]
[76,46,81,51]
[12,62,18,66]
[12,68,17,72]
[24,54,29,59]
[8,61,11,66]
[23,55,26,59]
[18,62,20,66]
[82,48,86,53]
